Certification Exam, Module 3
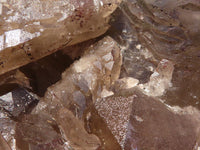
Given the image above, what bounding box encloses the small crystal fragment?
[139,59,174,97]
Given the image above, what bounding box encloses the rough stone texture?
[95,95,136,149]
[0,0,121,76]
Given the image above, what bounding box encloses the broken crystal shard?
[0,87,38,117]
[84,105,122,149]
[111,77,139,92]
[15,114,66,150]
[110,0,200,109]
[95,88,200,150]
[34,36,122,118]
[24,108,101,150]
[56,108,101,150]
[29,36,121,149]
[112,0,200,89]
[0,112,16,150]
[0,87,39,149]
[0,0,121,76]
[139,59,174,97]
[0,70,31,95]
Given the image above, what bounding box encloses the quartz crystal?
[0,0,121,75]
[0,0,200,149]
[139,59,174,97]
[110,0,200,108]
[0,88,38,117]
[17,36,122,149]
[34,36,122,118]
[0,87,39,149]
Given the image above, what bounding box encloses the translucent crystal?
[139,59,174,97]
[0,0,121,75]
[26,36,122,149]
[34,36,122,118]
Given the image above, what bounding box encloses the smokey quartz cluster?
[0,0,200,150]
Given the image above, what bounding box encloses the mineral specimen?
[17,36,122,149]
[34,36,122,118]
[0,0,200,149]
[0,87,38,117]
[139,59,174,97]
[0,87,39,149]
[16,114,66,150]
[0,0,121,76]
[95,88,200,150]
[56,108,101,150]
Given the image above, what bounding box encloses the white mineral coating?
[0,0,121,75]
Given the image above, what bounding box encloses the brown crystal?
[34,36,122,118]
[0,0,121,76]
[95,88,200,150]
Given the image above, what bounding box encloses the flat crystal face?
[0,0,200,149]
